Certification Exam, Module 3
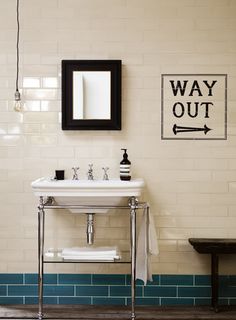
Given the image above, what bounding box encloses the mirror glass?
[62,60,121,130]
[73,71,111,120]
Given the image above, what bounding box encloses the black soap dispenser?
[120,148,131,181]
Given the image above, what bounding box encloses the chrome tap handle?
[87,164,94,180]
[72,167,79,180]
[102,167,109,180]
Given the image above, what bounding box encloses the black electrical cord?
[16,0,20,92]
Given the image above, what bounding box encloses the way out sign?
[161,74,227,140]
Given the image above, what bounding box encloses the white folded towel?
[62,255,120,261]
[62,246,118,256]
[61,246,120,261]
[136,205,159,284]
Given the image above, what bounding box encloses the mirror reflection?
[73,71,111,120]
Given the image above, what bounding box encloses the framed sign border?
[161,74,227,140]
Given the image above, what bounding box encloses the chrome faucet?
[102,167,109,180]
[72,167,79,180]
[87,164,94,180]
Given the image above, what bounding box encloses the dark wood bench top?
[189,238,236,254]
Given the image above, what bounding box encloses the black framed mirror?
[62,60,121,130]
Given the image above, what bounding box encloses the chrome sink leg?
[38,196,45,320]
[87,213,95,245]
[129,196,138,320]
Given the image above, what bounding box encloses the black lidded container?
[120,148,131,181]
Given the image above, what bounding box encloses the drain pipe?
[86,213,95,245]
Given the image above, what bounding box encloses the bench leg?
[211,253,219,312]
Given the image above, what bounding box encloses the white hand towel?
[62,246,117,256]
[62,255,120,261]
[61,246,120,261]
[136,205,159,284]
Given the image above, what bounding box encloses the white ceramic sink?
[31,178,145,213]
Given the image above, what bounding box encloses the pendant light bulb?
[14,89,23,112]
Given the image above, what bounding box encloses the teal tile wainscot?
[0,274,236,306]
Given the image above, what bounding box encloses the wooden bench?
[189,238,236,312]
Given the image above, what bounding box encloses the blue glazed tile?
[219,285,236,298]
[0,286,6,296]
[200,275,227,286]
[144,286,176,297]
[229,299,236,305]
[25,274,57,284]
[161,275,193,286]
[196,275,228,287]
[0,297,23,304]
[110,286,142,297]
[59,297,91,305]
[44,285,74,296]
[8,285,37,296]
[126,275,147,286]
[178,286,211,298]
[219,276,229,287]
[3,273,236,306]
[93,274,125,285]
[25,297,58,304]
[195,298,211,306]
[76,286,108,297]
[161,298,194,306]
[44,274,58,285]
[146,275,160,286]
[126,275,160,286]
[93,298,125,305]
[195,275,211,286]
[24,274,37,284]
[127,297,159,306]
[219,299,228,305]
[229,276,236,286]
[59,274,91,285]
[195,298,228,306]
[0,274,23,284]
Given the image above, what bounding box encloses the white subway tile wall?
[0,0,235,274]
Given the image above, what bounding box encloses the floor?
[1,305,236,320]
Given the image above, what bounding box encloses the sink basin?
[31,178,145,213]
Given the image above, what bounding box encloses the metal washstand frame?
[37,196,148,320]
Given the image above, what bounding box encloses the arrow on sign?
[173,124,212,135]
